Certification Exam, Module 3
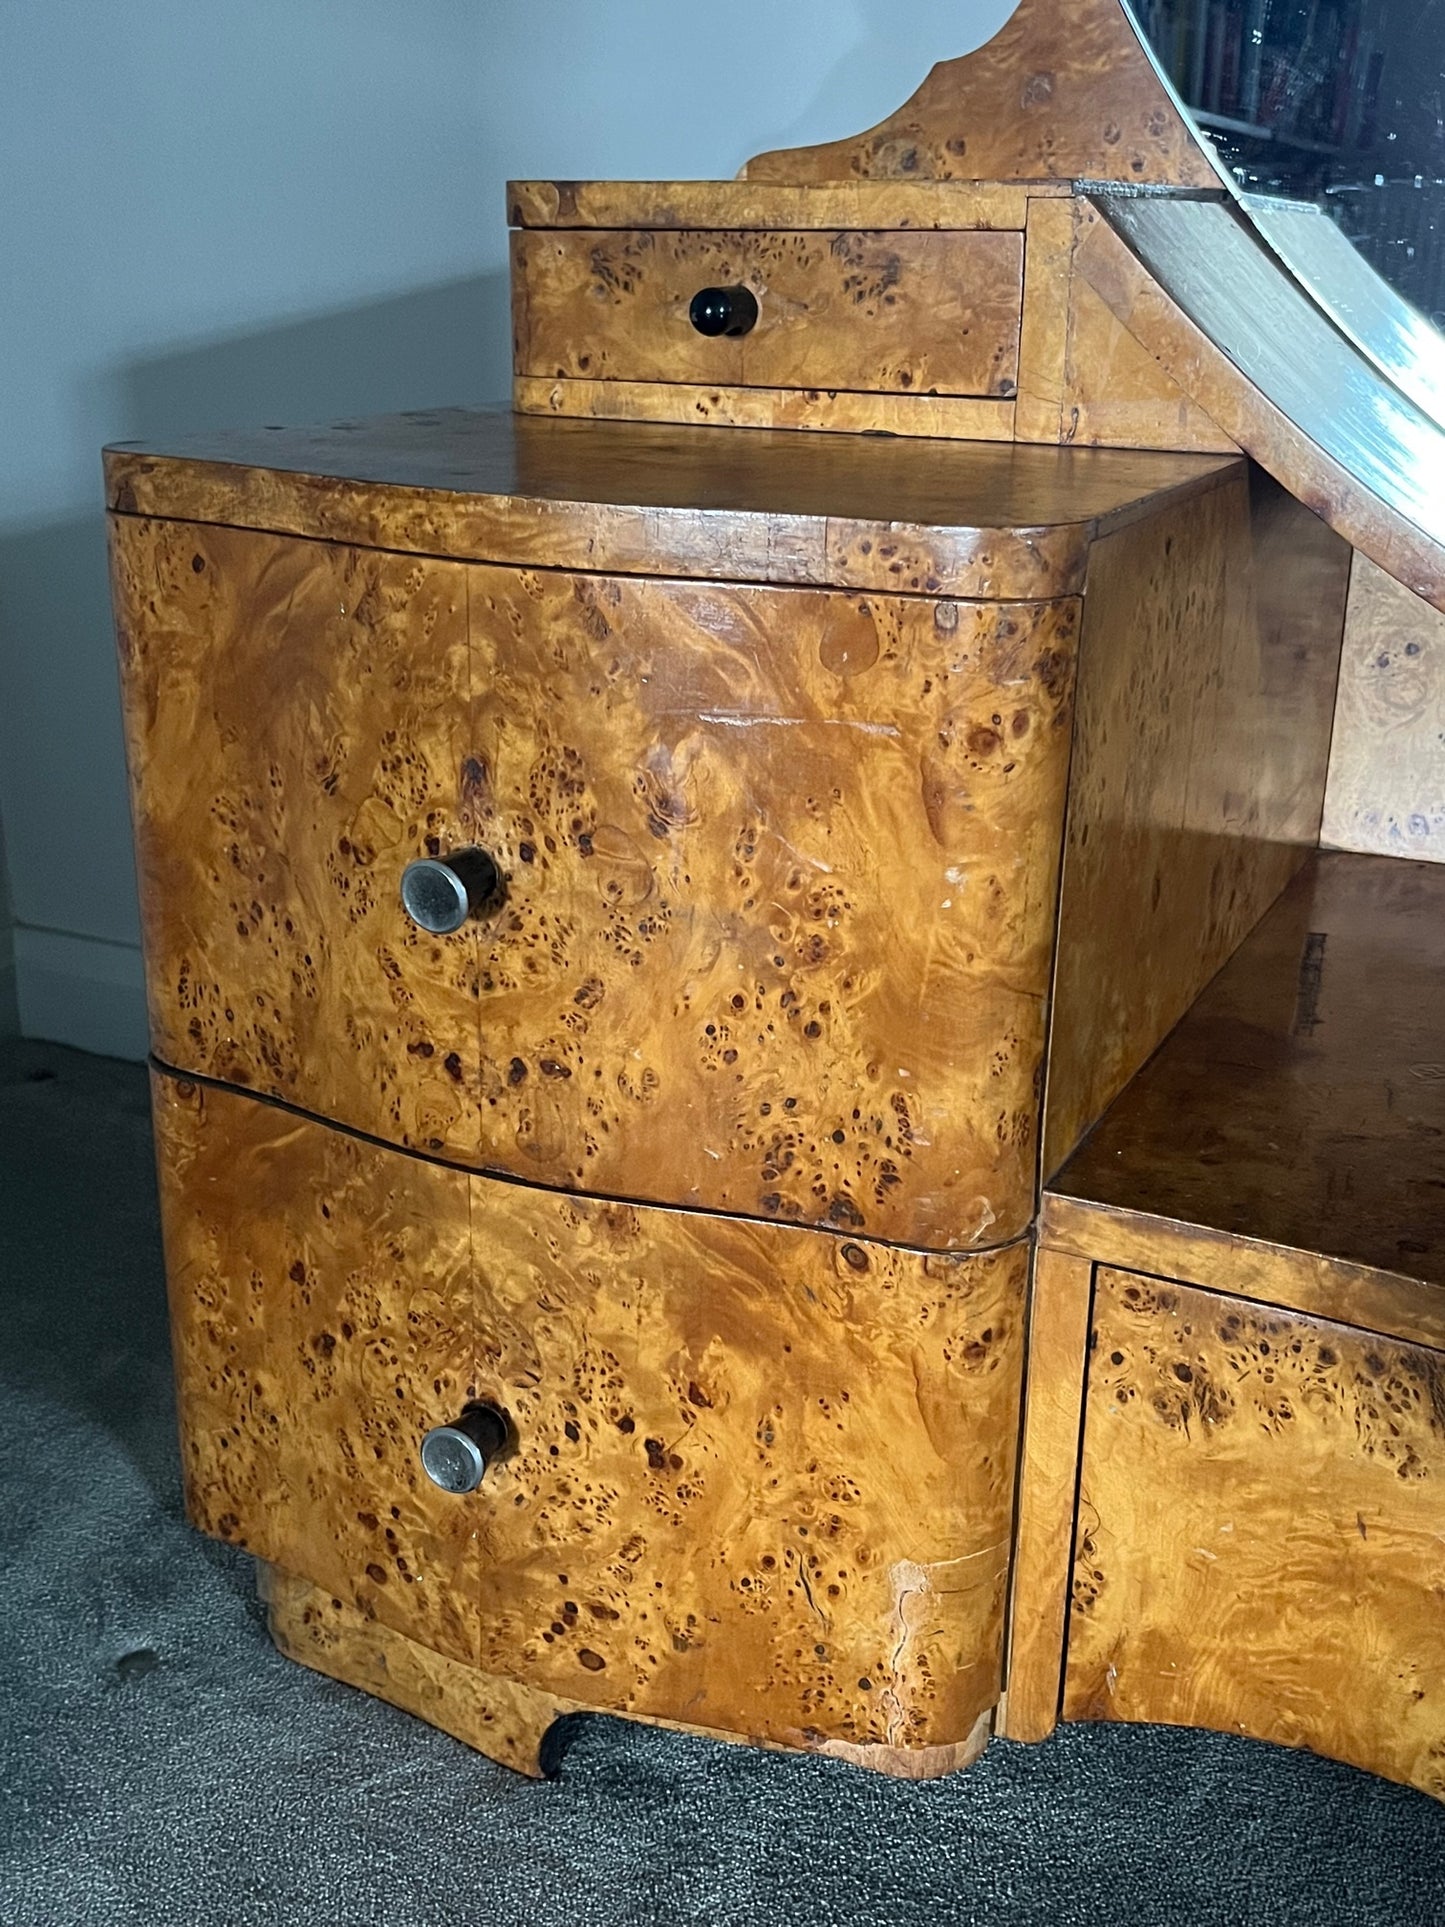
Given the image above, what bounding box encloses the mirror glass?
[1129,1,1445,328]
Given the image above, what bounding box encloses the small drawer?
[512,227,1023,399]
[155,1072,1026,1758]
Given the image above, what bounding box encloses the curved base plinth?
[259,1562,993,1782]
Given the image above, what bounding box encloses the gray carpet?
[2,1039,1443,1926]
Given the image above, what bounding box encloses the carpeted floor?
[2,1038,1444,1926]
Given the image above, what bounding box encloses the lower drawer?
[153,1069,1026,1760]
[1066,1267,1445,1799]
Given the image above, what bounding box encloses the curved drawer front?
[155,1073,1027,1757]
[512,227,1023,399]
[465,565,1076,1248]
[113,516,480,1161]
[116,518,1079,1247]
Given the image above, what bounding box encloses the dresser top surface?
[1047,851,1445,1293]
[104,408,1239,600]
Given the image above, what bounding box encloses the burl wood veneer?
[1009,853,1445,1800]
[1068,1269,1445,1801]
[155,1069,1024,1769]
[512,226,1025,398]
[110,414,1345,1254]
[110,0,1445,1786]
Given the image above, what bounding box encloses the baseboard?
[14,927,148,1061]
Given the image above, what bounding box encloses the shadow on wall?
[0,270,510,1057]
[746,0,1016,158]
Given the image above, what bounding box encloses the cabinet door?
[155,1071,1026,1756]
[464,568,1077,1248]
[114,520,479,1159]
[1066,1266,1445,1800]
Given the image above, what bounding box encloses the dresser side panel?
[1042,469,1349,1176]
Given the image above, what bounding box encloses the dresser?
[108,0,1445,1791]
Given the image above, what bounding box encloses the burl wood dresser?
[108,0,1445,1791]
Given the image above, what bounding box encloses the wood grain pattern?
[512,228,1023,398]
[105,411,1241,604]
[153,1071,482,1664]
[1073,206,1445,613]
[119,512,1085,1245]
[1015,198,1236,454]
[262,1561,993,1779]
[1066,1268,1445,1801]
[1013,196,1075,446]
[1322,554,1445,864]
[1042,468,1349,1177]
[113,518,481,1162]
[263,1560,576,1775]
[157,1072,1029,1760]
[742,0,1217,188]
[513,376,1016,442]
[1047,852,1445,1294]
[506,180,1057,231]
[999,1247,1093,1743]
[1041,1195,1445,1358]
[461,570,1078,1248]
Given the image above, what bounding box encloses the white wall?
[0,0,1011,1061]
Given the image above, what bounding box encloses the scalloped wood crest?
[741,0,1217,189]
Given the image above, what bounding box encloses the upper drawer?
[113,516,1079,1250]
[511,228,1023,399]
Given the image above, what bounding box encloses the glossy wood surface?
[1077,200,1445,612]
[153,1071,482,1664]
[506,180,1055,231]
[105,408,1239,602]
[113,519,482,1163]
[262,1562,993,1779]
[1322,555,1445,865]
[1066,1268,1445,1801]
[1042,469,1348,1178]
[157,1073,1028,1760]
[512,228,1023,399]
[1000,1247,1093,1744]
[1015,202,1236,455]
[118,511,1087,1246]
[1049,852,1445,1293]
[742,0,1216,189]
[513,376,1017,442]
[464,568,1078,1248]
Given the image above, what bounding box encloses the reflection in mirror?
[1130,1,1445,325]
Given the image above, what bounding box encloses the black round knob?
[399,847,500,935]
[420,1405,509,1495]
[688,285,759,338]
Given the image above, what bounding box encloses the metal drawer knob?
[420,1405,509,1494]
[688,285,759,338]
[399,848,500,934]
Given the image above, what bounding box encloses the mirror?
[1130,9,1445,304]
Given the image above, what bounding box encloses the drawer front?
[512,228,1023,398]
[112,516,480,1161]
[1065,1267,1445,1800]
[465,566,1076,1248]
[118,520,1078,1248]
[155,1073,1027,1756]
